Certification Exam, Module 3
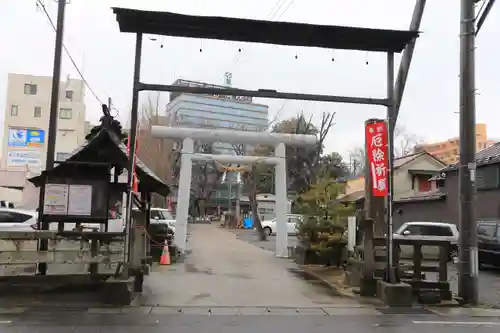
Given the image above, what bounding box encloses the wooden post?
[360,119,386,296]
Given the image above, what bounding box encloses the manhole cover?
[378,307,433,315]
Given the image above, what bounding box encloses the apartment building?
[414,123,497,165]
[1,73,87,172]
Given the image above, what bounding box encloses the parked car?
[477,220,500,269]
[150,207,176,233]
[260,214,303,236]
[0,208,38,231]
[0,208,125,232]
[393,221,459,260]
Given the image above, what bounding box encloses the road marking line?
[413,320,500,326]
[0,320,12,324]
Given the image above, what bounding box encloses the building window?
[417,176,431,192]
[10,105,18,116]
[65,90,73,101]
[476,165,500,190]
[24,83,37,95]
[59,108,73,119]
[34,106,42,118]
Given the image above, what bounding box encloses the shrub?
[296,216,347,266]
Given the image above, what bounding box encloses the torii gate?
[152,126,317,258]
[112,6,418,284]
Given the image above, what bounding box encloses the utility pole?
[108,97,112,110]
[458,0,478,305]
[37,0,67,276]
[393,0,427,120]
[45,0,67,171]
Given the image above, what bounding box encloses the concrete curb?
[298,265,357,299]
[298,265,467,309]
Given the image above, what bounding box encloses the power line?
[266,0,289,20]
[230,0,296,66]
[475,0,496,35]
[36,0,114,112]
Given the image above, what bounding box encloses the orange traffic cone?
[159,241,171,265]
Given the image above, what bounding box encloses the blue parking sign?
[8,128,27,147]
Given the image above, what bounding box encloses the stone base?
[377,280,413,307]
[359,277,378,297]
[101,278,134,305]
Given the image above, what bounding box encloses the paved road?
[140,224,355,307]
[447,265,500,308]
[232,230,299,253]
[233,230,500,308]
[2,307,500,332]
[2,225,500,331]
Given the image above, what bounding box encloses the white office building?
[1,73,87,171]
[166,79,269,154]
[0,73,88,206]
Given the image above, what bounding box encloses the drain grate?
[378,307,433,315]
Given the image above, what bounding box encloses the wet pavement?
[233,229,500,308]
[232,229,299,253]
[2,307,500,332]
[2,224,500,331]
[138,224,356,307]
[447,266,500,308]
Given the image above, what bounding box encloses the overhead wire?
[230,0,296,66]
[36,0,120,116]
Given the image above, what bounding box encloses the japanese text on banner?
[365,121,388,197]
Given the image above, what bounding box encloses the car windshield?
[158,210,174,220]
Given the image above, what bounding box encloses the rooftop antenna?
[224,72,232,87]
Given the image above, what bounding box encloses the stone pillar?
[274,143,288,258]
[360,218,377,296]
[175,137,193,253]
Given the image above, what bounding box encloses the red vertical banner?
[126,134,139,193]
[365,120,389,197]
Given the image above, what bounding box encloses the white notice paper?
[68,185,93,216]
[43,184,69,215]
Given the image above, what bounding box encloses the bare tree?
[348,147,365,177]
[277,111,335,193]
[136,92,176,207]
[190,143,224,217]
[393,125,421,157]
[231,143,268,240]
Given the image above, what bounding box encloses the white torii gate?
[151,126,317,258]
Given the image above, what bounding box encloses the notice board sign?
[43,184,69,215]
[43,184,93,216]
[68,185,92,216]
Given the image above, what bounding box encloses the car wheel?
[263,226,272,235]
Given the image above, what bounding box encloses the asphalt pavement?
[232,230,500,309]
[232,230,299,253]
[2,308,500,332]
[140,224,356,307]
[1,226,500,331]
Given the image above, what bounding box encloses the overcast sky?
[1,0,499,159]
